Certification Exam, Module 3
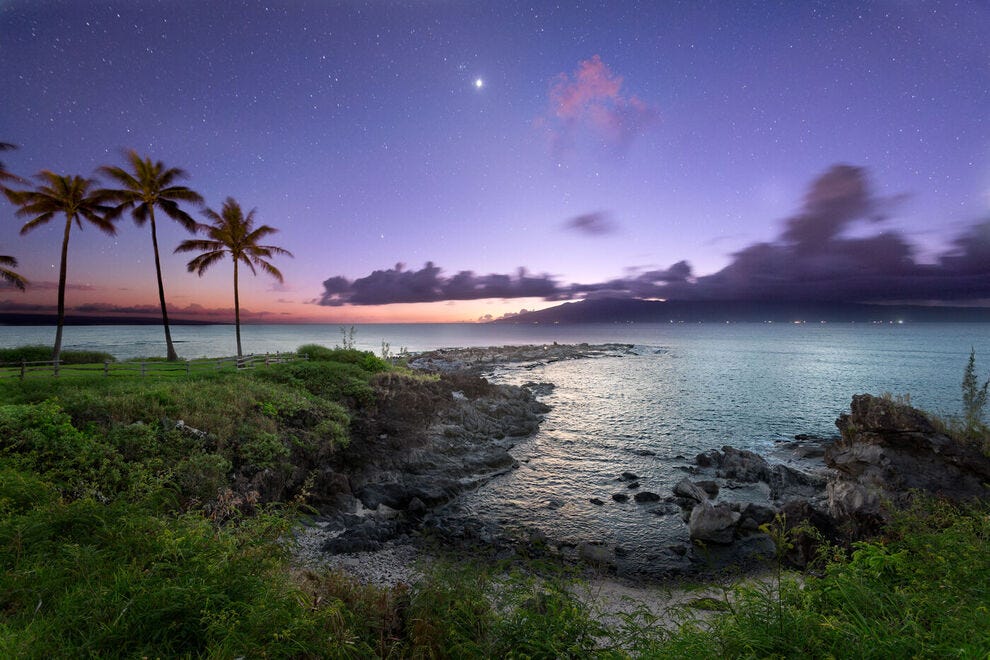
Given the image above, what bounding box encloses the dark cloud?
[319,165,990,308]
[320,262,558,306]
[564,211,617,236]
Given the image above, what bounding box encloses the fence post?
[54,359,59,377]
[104,361,110,377]
[141,362,146,377]
[186,361,191,375]
[20,359,25,381]
[216,359,222,372]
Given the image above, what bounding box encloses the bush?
[0,344,115,365]
[297,344,391,373]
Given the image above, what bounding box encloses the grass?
[1,343,989,656]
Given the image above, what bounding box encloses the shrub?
[0,344,115,365]
[297,344,391,373]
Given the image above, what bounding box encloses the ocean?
[3,321,987,572]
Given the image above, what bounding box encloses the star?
[474,77,484,89]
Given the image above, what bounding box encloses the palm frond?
[0,266,27,291]
[175,238,225,254]
[186,250,227,276]
[253,258,285,283]
[157,199,198,232]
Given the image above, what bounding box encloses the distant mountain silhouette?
[490,298,990,324]
[0,313,220,326]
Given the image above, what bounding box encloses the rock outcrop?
[826,393,990,534]
[315,370,550,552]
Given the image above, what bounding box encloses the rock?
[631,449,657,457]
[589,497,604,506]
[577,541,614,566]
[826,394,990,533]
[672,477,709,503]
[633,491,661,503]
[717,446,772,482]
[768,464,826,500]
[612,493,629,503]
[688,503,741,544]
[620,471,640,481]
[696,480,720,498]
[627,481,640,489]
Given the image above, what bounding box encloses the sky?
[1,0,989,323]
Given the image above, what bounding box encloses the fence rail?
[0,352,306,380]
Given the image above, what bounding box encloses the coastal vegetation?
[176,197,293,358]
[3,172,116,364]
[97,150,205,361]
[0,145,291,361]
[0,344,988,656]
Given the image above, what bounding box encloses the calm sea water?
[3,321,988,571]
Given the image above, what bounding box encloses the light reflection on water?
[458,325,989,573]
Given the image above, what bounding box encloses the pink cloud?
[543,55,658,153]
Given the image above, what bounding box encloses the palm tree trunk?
[233,258,242,357]
[148,208,179,361]
[52,214,72,364]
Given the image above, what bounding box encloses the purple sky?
[2,1,988,322]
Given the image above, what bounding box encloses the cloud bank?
[318,164,990,308]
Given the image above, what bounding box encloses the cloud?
[19,280,99,291]
[564,211,618,236]
[319,165,990,307]
[320,263,559,306]
[541,55,658,153]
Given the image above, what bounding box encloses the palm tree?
[175,198,293,357]
[4,172,115,362]
[97,150,203,361]
[0,254,27,290]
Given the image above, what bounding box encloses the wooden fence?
[0,352,306,380]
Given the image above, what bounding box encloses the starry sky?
[2,0,989,323]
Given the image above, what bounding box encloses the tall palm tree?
[4,172,115,362]
[0,254,27,290]
[97,150,203,361]
[175,198,292,357]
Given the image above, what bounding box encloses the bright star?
[474,78,484,89]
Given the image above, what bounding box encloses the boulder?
[673,477,710,503]
[688,503,741,544]
[633,491,661,503]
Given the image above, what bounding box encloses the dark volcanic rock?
[633,491,661,503]
[688,503,741,544]
[612,493,630,503]
[308,368,550,554]
[672,477,709,503]
[826,394,990,533]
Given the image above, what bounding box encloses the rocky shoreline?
[293,344,990,586]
